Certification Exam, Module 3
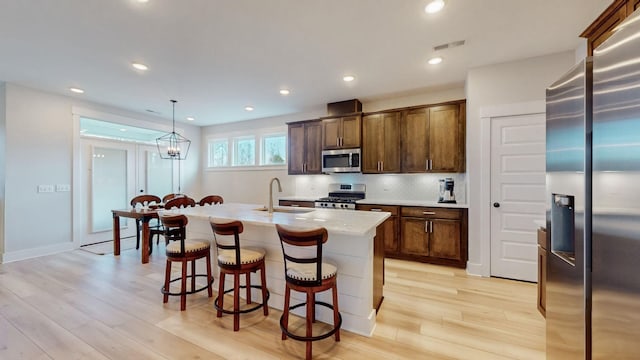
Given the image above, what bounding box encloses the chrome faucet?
[268,177,282,214]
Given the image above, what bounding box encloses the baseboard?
[466,261,489,277]
[1,242,75,263]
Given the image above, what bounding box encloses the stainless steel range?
[315,183,365,210]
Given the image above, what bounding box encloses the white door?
[80,138,137,245]
[137,145,174,197]
[490,113,546,281]
[80,141,174,246]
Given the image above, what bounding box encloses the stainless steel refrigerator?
[546,8,640,360]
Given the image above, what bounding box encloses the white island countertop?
[171,203,390,235]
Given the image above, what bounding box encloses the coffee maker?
[438,178,456,203]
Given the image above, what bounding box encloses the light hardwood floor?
[0,245,545,359]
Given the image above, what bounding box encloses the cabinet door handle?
[425,221,429,233]
[422,211,436,215]
[381,161,384,172]
[426,159,429,171]
[370,208,382,212]
[429,221,433,233]
[429,159,433,170]
[337,138,340,147]
[340,137,343,147]
[303,163,306,173]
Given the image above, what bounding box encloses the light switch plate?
[56,184,71,192]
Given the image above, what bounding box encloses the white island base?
[174,203,389,337]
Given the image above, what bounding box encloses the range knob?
[332,203,336,208]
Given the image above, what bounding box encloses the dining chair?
[162,193,186,203]
[199,195,224,206]
[164,196,196,209]
[129,194,163,253]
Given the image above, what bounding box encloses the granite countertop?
[167,203,389,236]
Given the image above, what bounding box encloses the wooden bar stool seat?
[275,224,342,360]
[160,214,214,311]
[209,218,270,331]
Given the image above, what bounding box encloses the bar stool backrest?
[160,214,188,254]
[275,224,328,286]
[209,218,244,269]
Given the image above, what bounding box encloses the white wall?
[0,82,6,256]
[465,51,577,276]
[1,83,201,262]
[200,86,466,205]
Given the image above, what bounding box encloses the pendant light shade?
[156,99,191,160]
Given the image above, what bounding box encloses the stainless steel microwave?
[322,148,361,173]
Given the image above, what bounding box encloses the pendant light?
[156,99,191,160]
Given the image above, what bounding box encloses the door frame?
[71,107,176,249]
[475,100,545,277]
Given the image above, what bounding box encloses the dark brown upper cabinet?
[321,115,361,150]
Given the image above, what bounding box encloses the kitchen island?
[170,203,389,337]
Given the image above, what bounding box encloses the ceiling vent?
[433,40,465,51]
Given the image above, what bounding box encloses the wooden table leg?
[113,214,121,256]
[141,219,150,264]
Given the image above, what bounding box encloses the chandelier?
[156,99,191,160]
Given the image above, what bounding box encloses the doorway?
[79,138,174,246]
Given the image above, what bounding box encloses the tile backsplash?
[293,173,467,203]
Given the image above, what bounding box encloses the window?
[207,127,286,169]
[233,136,255,166]
[209,139,229,167]
[262,134,286,165]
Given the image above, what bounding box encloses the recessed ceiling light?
[132,62,148,71]
[120,128,127,132]
[245,106,254,111]
[186,116,195,121]
[137,0,149,3]
[428,56,443,65]
[425,0,445,14]
[69,87,84,94]
[279,89,290,95]
[343,75,355,82]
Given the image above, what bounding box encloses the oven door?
[322,148,361,173]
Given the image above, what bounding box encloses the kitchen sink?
[253,206,315,214]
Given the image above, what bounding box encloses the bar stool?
[160,214,214,311]
[275,224,342,360]
[209,218,270,331]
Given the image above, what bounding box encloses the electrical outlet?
[56,184,71,192]
[37,185,55,193]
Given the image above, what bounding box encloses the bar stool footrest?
[280,301,342,342]
[161,275,214,296]
[214,285,270,314]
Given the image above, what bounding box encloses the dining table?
[111,207,161,264]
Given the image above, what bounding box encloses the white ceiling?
[0,0,611,126]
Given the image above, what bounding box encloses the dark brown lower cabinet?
[537,227,547,317]
[355,204,399,255]
[398,207,468,268]
[278,200,315,208]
